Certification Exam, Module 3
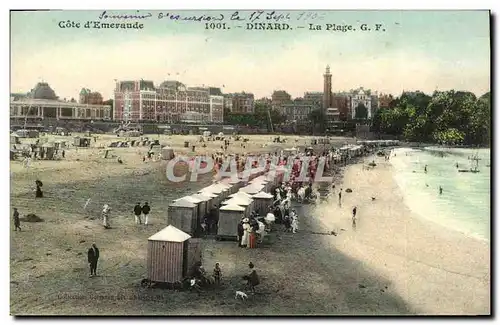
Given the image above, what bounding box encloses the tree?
[354,103,368,119]
[372,89,490,146]
[432,128,465,145]
[308,108,326,134]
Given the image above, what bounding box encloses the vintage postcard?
[10,9,490,316]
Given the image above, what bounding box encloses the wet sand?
[312,155,490,315]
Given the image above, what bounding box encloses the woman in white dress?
[241,218,250,247]
[102,204,111,229]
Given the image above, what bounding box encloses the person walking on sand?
[338,189,342,206]
[439,186,443,195]
[87,244,100,277]
[142,202,151,225]
[213,263,222,285]
[424,165,428,173]
[13,208,21,231]
[352,206,357,229]
[244,262,260,294]
[35,180,43,198]
[102,204,111,229]
[133,202,142,225]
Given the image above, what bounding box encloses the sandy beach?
[9,135,489,315]
[312,155,490,315]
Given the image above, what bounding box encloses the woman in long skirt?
[102,204,111,229]
[241,221,250,247]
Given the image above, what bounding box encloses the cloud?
[11,34,490,100]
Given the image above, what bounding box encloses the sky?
[10,10,491,100]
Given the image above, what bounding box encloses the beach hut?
[74,136,91,147]
[217,205,246,240]
[196,191,217,207]
[202,183,230,203]
[250,176,272,192]
[220,177,242,195]
[228,191,253,200]
[222,195,254,219]
[228,175,245,192]
[147,225,202,284]
[190,193,212,216]
[174,195,206,228]
[161,147,175,160]
[41,143,55,160]
[252,191,274,216]
[168,199,198,235]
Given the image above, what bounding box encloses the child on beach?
[213,263,222,285]
[352,206,357,229]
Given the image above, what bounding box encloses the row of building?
[9,81,252,124]
[11,68,395,124]
[260,66,395,123]
[10,82,112,122]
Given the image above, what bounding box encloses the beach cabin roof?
[204,183,230,194]
[221,177,240,185]
[223,196,253,206]
[216,182,231,188]
[219,204,245,212]
[252,191,274,199]
[191,193,211,201]
[198,191,218,198]
[148,225,191,242]
[199,185,222,194]
[240,184,264,195]
[174,196,203,204]
[169,199,196,208]
[229,191,252,199]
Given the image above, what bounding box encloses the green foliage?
[308,108,326,134]
[354,103,368,119]
[372,90,490,146]
[432,128,465,145]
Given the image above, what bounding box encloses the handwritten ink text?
[158,12,224,22]
[99,10,152,20]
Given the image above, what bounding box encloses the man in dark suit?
[13,208,21,231]
[87,244,100,277]
[133,202,142,224]
[142,202,151,225]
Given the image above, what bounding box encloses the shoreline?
[311,155,490,315]
[389,147,490,242]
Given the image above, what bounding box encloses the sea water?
[389,147,491,241]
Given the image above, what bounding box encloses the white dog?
[235,290,248,300]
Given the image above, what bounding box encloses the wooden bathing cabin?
[147,225,202,285]
[217,204,246,240]
[251,191,274,216]
[167,199,198,236]
[222,195,254,219]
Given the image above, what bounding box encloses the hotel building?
[113,80,224,123]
